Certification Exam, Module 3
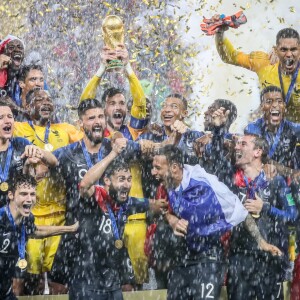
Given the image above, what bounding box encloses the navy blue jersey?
[52,138,141,224]
[50,138,140,285]
[52,138,112,225]
[0,138,31,207]
[232,174,297,260]
[0,208,36,296]
[138,127,204,165]
[245,118,300,169]
[74,186,149,290]
[210,132,298,257]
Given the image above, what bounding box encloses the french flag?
[168,164,248,251]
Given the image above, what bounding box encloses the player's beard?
[109,185,129,204]
[83,126,103,145]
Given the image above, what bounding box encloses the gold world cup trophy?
[102,15,125,71]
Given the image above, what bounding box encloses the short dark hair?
[213,99,237,125]
[104,159,130,178]
[0,98,13,109]
[166,93,188,110]
[101,87,125,103]
[246,134,269,164]
[260,86,283,103]
[18,64,43,82]
[156,145,184,167]
[77,98,103,118]
[276,28,300,45]
[9,173,37,195]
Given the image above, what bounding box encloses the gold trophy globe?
[102,15,125,71]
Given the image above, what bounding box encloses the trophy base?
[106,59,124,72]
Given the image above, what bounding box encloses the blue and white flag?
[168,164,248,243]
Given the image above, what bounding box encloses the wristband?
[95,64,106,78]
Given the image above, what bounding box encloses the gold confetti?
[289,7,296,13]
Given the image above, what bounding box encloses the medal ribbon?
[5,205,26,259]
[243,170,268,199]
[28,121,51,145]
[81,140,103,169]
[106,203,124,241]
[0,142,13,183]
[264,120,284,158]
[278,62,300,105]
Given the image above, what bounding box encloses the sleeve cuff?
[124,63,134,76]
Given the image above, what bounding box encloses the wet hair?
[213,99,237,125]
[276,28,300,45]
[104,159,130,178]
[18,64,43,82]
[260,86,283,103]
[8,173,37,195]
[165,93,188,110]
[0,98,13,109]
[246,134,269,164]
[101,87,125,103]
[77,98,103,119]
[156,145,184,167]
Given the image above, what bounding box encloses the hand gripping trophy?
[102,15,125,71]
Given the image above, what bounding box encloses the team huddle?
[0,14,300,300]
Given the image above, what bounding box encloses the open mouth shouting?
[162,114,175,126]
[283,58,297,74]
[92,125,103,138]
[2,124,12,137]
[11,52,23,67]
[118,189,129,201]
[22,203,32,215]
[112,112,124,127]
[269,109,282,124]
[235,151,243,161]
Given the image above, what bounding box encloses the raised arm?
[117,46,146,122]
[80,47,117,102]
[79,137,127,198]
[213,16,269,71]
[79,150,118,198]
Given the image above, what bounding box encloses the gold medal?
[44,143,54,152]
[251,213,260,219]
[17,258,27,270]
[0,182,8,192]
[115,239,123,249]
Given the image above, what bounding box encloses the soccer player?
[208,112,297,300]
[75,142,153,299]
[0,35,25,103]
[151,145,282,300]
[213,21,300,122]
[49,98,139,290]
[5,63,47,122]
[0,100,57,208]
[13,89,83,294]
[0,173,78,300]
[139,94,203,164]
[245,85,300,175]
[195,99,238,173]
[80,46,150,285]
[244,86,300,300]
